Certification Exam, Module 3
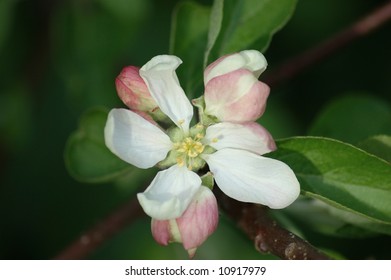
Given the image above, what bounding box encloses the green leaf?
[169,0,211,98]
[208,0,297,62]
[169,0,297,96]
[203,0,224,68]
[65,108,133,183]
[268,137,391,225]
[284,198,388,237]
[358,135,391,163]
[309,94,391,144]
[324,202,391,236]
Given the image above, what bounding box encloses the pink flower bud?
[204,68,270,122]
[151,186,218,258]
[116,66,157,112]
[116,66,169,123]
[203,50,270,123]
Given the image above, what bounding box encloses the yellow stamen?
[175,137,205,158]
[176,157,185,167]
[195,133,204,140]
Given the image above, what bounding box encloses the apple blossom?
[104,51,300,255]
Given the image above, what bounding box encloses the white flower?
[104,53,300,221]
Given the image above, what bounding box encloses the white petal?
[139,55,193,133]
[240,50,268,78]
[137,165,202,220]
[203,149,300,209]
[204,122,275,155]
[104,108,172,169]
[204,50,267,84]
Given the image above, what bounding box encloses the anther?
[176,157,185,167]
[195,133,204,140]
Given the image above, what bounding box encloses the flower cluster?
[104,50,300,257]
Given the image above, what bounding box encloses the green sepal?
[200,172,215,190]
[192,95,219,126]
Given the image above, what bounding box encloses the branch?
[55,191,329,260]
[54,196,144,260]
[216,190,330,260]
[264,1,391,86]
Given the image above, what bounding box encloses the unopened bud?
[115,66,167,122]
[151,186,218,258]
[203,50,270,123]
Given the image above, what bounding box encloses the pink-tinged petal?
[176,186,218,257]
[150,187,218,258]
[242,122,277,152]
[203,149,300,209]
[137,165,202,220]
[115,66,158,112]
[139,55,193,133]
[204,68,270,122]
[205,122,276,155]
[204,50,267,84]
[151,219,170,246]
[151,219,183,246]
[104,108,172,169]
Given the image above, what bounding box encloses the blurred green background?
[1,0,390,259]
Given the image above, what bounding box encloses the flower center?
[177,137,205,158]
[159,123,215,171]
[174,132,206,170]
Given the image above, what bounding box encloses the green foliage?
[170,0,298,95]
[358,135,391,163]
[204,0,224,67]
[169,0,211,97]
[65,108,134,183]
[284,198,390,238]
[269,137,391,227]
[205,0,298,64]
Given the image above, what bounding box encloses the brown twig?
[54,197,144,260]
[216,190,330,260]
[264,0,391,86]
